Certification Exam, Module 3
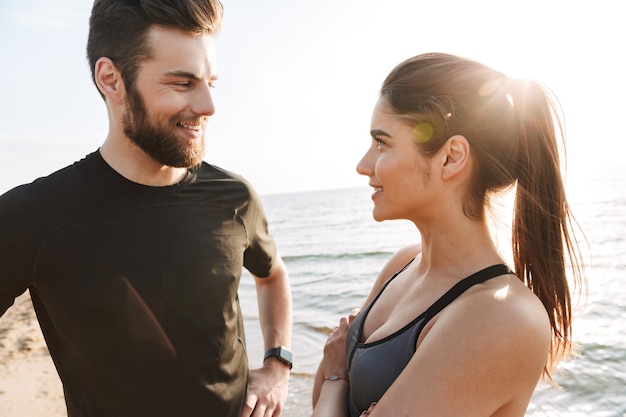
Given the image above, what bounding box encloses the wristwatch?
[263,346,293,369]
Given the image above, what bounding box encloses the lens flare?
[413,123,434,143]
[479,79,502,97]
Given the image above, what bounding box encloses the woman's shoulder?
[432,273,551,371]
[449,273,550,336]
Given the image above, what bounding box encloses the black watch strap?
[263,346,293,369]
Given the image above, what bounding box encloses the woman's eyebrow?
[370,129,391,138]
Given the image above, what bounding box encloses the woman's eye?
[375,139,384,149]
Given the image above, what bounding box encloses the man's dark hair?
[87,0,223,97]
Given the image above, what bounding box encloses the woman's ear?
[441,135,471,180]
[94,57,125,104]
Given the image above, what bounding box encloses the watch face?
[279,347,293,363]
[265,347,293,369]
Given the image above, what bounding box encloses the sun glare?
[494,285,510,301]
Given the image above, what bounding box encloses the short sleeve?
[239,181,277,278]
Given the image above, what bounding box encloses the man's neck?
[99,136,188,187]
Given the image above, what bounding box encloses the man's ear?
[441,135,471,180]
[94,57,126,104]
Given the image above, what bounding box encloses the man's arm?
[241,255,292,417]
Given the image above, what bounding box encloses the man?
[0,1,292,416]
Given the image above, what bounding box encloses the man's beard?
[122,85,205,168]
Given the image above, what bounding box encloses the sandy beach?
[0,292,313,417]
[0,293,65,417]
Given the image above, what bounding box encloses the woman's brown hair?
[380,53,586,380]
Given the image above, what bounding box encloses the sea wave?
[282,251,392,263]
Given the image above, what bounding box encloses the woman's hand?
[311,309,361,417]
[320,308,360,381]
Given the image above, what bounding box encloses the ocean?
[239,165,626,416]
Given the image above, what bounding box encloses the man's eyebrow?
[164,70,219,81]
[370,129,391,138]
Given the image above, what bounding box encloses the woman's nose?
[356,148,374,177]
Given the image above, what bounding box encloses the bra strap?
[423,264,513,321]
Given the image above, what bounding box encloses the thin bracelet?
[324,374,348,383]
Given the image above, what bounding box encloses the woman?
[311,53,585,417]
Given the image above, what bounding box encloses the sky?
[0,0,624,195]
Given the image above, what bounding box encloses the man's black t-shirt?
[0,151,277,417]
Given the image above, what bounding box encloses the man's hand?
[240,360,290,417]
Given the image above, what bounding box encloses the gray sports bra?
[344,262,513,416]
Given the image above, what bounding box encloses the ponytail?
[509,80,585,379]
